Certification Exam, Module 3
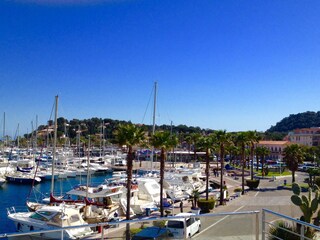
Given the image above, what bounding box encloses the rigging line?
[13,124,19,141]
[48,98,55,122]
[141,85,154,124]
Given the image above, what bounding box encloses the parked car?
[166,213,201,239]
[131,226,172,240]
[298,163,316,172]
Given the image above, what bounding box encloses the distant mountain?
[267,111,320,133]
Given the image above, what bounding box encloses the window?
[69,214,80,223]
[167,220,184,228]
[186,218,195,227]
[30,212,48,221]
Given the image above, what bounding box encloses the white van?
[166,213,201,239]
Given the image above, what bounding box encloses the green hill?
[267,111,320,133]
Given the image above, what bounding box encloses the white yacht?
[7,205,94,239]
[120,178,162,216]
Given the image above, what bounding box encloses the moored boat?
[7,204,94,239]
[5,174,41,184]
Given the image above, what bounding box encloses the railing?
[262,208,320,240]
[0,210,259,239]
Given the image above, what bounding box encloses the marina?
[0,170,113,234]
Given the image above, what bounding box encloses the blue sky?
[1,0,320,136]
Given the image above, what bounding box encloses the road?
[192,171,308,240]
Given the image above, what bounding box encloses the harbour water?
[0,173,113,235]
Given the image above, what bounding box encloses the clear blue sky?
[1,0,320,137]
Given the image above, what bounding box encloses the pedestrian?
[180,201,183,213]
[213,169,217,177]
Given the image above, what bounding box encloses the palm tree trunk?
[256,153,259,171]
[220,146,225,205]
[125,147,133,240]
[250,145,254,180]
[160,148,165,217]
[241,145,245,195]
[261,156,264,178]
[292,170,295,183]
[205,149,209,200]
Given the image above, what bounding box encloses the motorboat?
[5,173,41,184]
[64,182,124,223]
[7,204,93,239]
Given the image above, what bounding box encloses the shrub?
[197,198,215,213]
[246,179,260,190]
[234,187,242,192]
[122,228,143,239]
[268,221,315,240]
[314,176,320,188]
[153,220,166,228]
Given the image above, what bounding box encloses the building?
[256,140,291,161]
[287,127,320,146]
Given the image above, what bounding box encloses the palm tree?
[235,132,249,195]
[255,146,270,178]
[189,133,202,163]
[246,131,261,180]
[215,130,231,205]
[114,124,145,240]
[226,145,240,166]
[197,134,215,200]
[150,131,178,217]
[184,134,193,163]
[283,144,305,183]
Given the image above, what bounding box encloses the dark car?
[131,226,172,240]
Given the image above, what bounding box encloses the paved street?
[192,171,308,240]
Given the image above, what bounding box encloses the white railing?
[0,210,259,239]
[262,208,320,240]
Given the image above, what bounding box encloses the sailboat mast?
[86,136,90,199]
[17,123,20,149]
[150,82,157,171]
[35,115,38,150]
[3,112,5,148]
[152,82,157,135]
[51,95,58,194]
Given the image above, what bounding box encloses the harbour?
[0,171,113,234]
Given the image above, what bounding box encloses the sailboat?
[8,96,93,238]
[27,97,122,225]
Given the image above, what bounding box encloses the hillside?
[267,111,320,133]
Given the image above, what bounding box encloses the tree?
[226,144,239,166]
[197,134,215,200]
[150,131,178,217]
[113,124,145,240]
[215,130,231,205]
[189,133,202,162]
[255,146,270,177]
[246,131,261,180]
[235,132,250,195]
[184,134,193,162]
[283,144,305,183]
